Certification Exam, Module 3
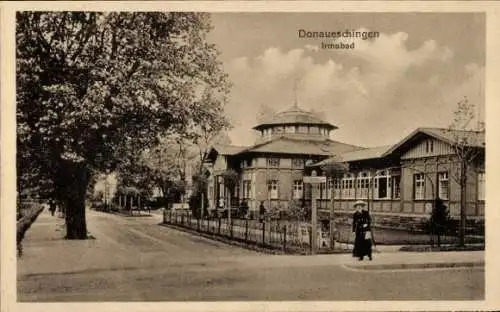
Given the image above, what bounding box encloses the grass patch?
[335,224,484,245]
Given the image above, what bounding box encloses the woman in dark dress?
[352,202,363,257]
[357,206,373,260]
[353,201,373,260]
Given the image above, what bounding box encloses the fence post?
[218,218,221,235]
[283,225,287,253]
[309,225,313,254]
[181,215,184,226]
[245,219,249,242]
[197,216,200,231]
[163,209,166,224]
[262,221,266,246]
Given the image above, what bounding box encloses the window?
[425,140,434,153]
[293,180,303,199]
[273,127,284,134]
[375,170,389,199]
[478,172,485,201]
[298,126,308,133]
[326,179,334,200]
[357,172,371,199]
[234,184,240,199]
[341,174,355,199]
[245,159,252,168]
[268,180,279,199]
[218,177,225,198]
[267,158,280,168]
[209,186,214,199]
[242,180,252,199]
[309,127,319,134]
[292,159,304,169]
[438,172,449,200]
[318,182,328,199]
[414,173,425,200]
[392,176,401,199]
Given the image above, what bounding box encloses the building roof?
[239,136,362,156]
[211,144,249,156]
[385,127,485,155]
[253,106,337,131]
[312,145,392,167]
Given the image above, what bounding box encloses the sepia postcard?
[1,1,500,312]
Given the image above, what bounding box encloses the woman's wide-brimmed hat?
[354,200,367,207]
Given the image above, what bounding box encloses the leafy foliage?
[17,12,230,238]
[446,96,485,246]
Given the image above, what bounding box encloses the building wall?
[400,155,483,217]
[205,136,484,233]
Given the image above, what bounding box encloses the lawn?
[335,223,484,245]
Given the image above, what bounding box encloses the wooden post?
[262,221,266,246]
[330,177,335,250]
[245,219,249,242]
[283,225,287,253]
[230,218,234,238]
[201,192,205,219]
[311,184,318,254]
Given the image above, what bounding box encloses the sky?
[206,13,485,148]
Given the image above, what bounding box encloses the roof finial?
[293,79,299,108]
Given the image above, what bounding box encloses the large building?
[205,104,485,231]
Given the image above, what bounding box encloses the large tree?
[17,12,230,239]
[446,96,485,246]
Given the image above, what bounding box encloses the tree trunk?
[459,162,467,247]
[58,161,90,240]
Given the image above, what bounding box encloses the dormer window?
[274,127,284,134]
[267,158,280,168]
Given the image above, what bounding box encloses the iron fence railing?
[163,210,333,254]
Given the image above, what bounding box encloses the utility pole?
[304,170,325,254]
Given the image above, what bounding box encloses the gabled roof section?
[205,144,250,162]
[239,136,362,156]
[384,127,485,156]
[311,145,392,167]
[212,144,248,156]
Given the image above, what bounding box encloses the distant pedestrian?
[49,199,56,216]
[239,200,249,219]
[259,201,266,222]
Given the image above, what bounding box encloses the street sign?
[303,176,327,184]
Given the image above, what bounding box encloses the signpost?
[303,171,326,254]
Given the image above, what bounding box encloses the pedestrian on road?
[354,202,373,261]
[49,199,56,217]
[352,201,363,257]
